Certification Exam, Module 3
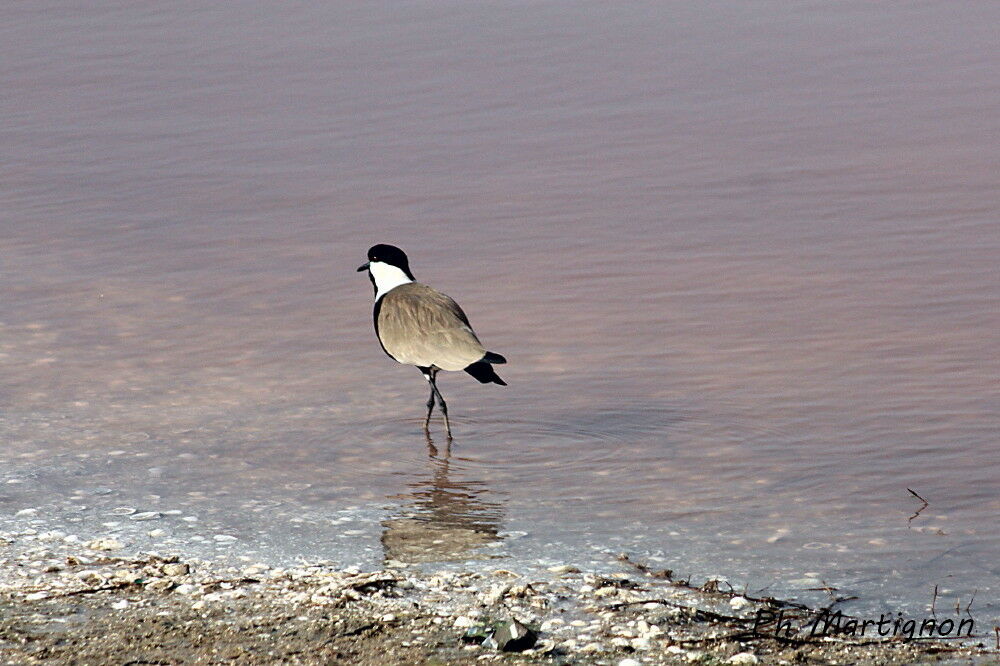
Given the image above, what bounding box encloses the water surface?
[2,1,998,625]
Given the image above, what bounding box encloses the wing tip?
[483,351,507,364]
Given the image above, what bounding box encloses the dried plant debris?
[0,545,994,665]
[907,487,931,525]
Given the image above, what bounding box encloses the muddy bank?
[0,541,995,665]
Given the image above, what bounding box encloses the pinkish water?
[2,1,998,623]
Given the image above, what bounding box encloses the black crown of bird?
[358,244,506,437]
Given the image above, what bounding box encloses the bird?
[357,244,506,437]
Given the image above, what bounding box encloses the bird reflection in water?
[381,436,504,563]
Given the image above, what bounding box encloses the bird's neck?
[370,262,414,300]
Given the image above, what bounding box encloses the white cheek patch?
[370,261,414,300]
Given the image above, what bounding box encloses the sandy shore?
[0,538,995,665]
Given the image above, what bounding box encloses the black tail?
[483,351,506,364]
[465,360,507,385]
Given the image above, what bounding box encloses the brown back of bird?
[377,283,486,371]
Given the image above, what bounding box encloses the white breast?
[370,261,414,300]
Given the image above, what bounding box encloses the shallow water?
[2,1,998,625]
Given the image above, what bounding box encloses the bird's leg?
[424,388,436,431]
[428,368,452,439]
[438,396,451,438]
[419,367,435,431]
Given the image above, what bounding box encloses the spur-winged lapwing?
[358,244,506,437]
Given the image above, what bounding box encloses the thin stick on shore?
[965,589,976,614]
[907,487,929,524]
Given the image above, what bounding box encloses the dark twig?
[810,580,838,600]
[615,552,813,611]
[606,598,754,625]
[965,589,976,614]
[907,488,929,524]
[614,552,672,579]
